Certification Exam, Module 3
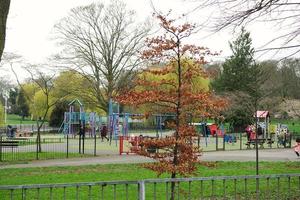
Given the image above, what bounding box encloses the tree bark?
[0,0,10,62]
[170,38,182,200]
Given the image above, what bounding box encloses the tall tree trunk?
[36,121,42,153]
[171,39,182,200]
[0,0,10,62]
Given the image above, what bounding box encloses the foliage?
[278,59,300,99]
[6,114,36,125]
[30,90,53,120]
[212,28,264,128]
[53,70,105,114]
[223,103,253,131]
[130,60,210,114]
[117,13,227,191]
[212,27,256,93]
[8,88,18,114]
[49,100,69,127]
[16,88,29,118]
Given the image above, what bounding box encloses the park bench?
[245,139,265,149]
[0,140,19,148]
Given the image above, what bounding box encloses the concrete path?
[0,148,298,169]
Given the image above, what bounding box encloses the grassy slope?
[5,114,38,125]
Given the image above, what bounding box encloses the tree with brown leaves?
[117,14,227,199]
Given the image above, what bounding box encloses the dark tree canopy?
[49,100,69,127]
[212,27,257,93]
[16,88,29,119]
[279,58,300,99]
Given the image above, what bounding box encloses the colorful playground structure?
[59,99,104,137]
[59,100,294,153]
[60,99,175,139]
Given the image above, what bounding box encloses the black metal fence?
[0,174,299,200]
[196,132,300,151]
[0,124,59,136]
[0,132,299,162]
[0,135,101,162]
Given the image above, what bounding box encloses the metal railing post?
[240,132,242,150]
[36,136,39,160]
[216,133,218,151]
[0,174,299,199]
[138,181,145,200]
[0,136,2,161]
[94,131,97,156]
[67,134,69,158]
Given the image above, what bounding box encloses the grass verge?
[0,162,299,199]
[0,152,91,164]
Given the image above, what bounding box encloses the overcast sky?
[2,0,288,82]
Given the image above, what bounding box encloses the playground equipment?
[109,99,177,140]
[119,135,157,155]
[109,113,174,139]
[109,113,141,139]
[60,99,104,137]
[275,124,291,148]
[193,122,225,137]
[192,122,226,148]
[256,111,270,138]
[154,114,176,137]
[119,135,142,155]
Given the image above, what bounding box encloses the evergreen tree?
[212,27,257,92]
[16,88,29,119]
[8,88,18,114]
[212,28,264,129]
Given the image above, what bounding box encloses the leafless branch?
[54,1,150,112]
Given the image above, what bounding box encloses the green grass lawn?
[271,118,300,133]
[0,162,299,199]
[0,162,299,185]
[0,152,91,165]
[5,114,41,125]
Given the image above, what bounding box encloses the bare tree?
[192,0,300,58]
[12,65,67,153]
[55,0,150,113]
[0,0,10,62]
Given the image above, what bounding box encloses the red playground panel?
[208,124,224,137]
[119,136,142,155]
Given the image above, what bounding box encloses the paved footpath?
[0,149,299,169]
